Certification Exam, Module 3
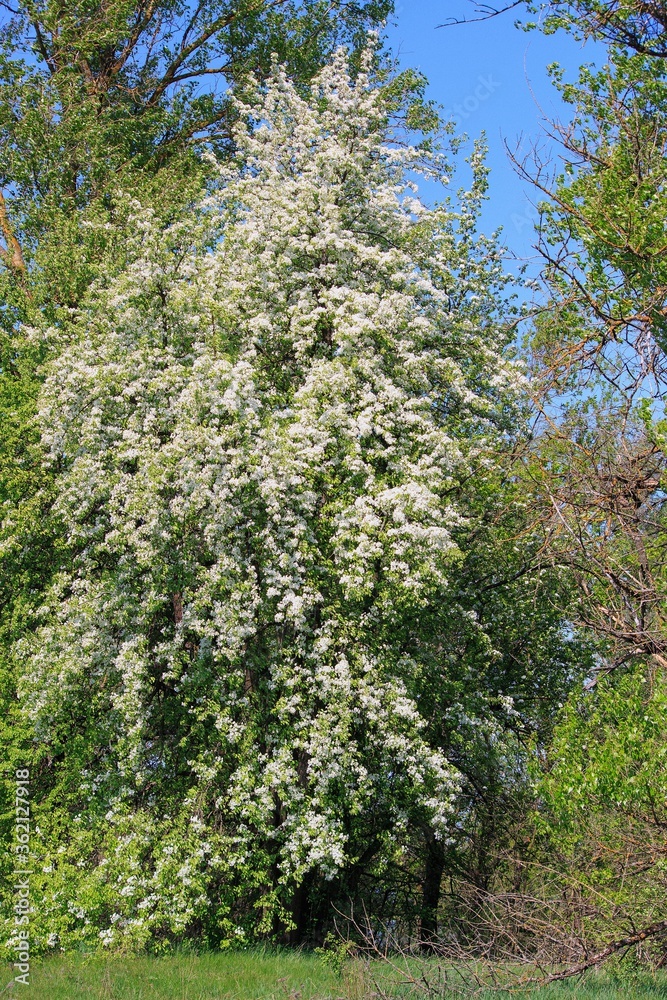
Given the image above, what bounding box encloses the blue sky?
[385,2,606,269]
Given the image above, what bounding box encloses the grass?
[0,950,354,1000]
[2,950,667,999]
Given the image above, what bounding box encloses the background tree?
[0,0,397,313]
[533,0,667,56]
[514,0,667,965]
[434,0,667,970]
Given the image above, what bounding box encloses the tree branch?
[436,0,523,28]
[147,0,290,106]
[0,190,26,274]
[108,0,162,83]
[544,917,667,983]
[31,19,58,75]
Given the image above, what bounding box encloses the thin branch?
[436,0,523,28]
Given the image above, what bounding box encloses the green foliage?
[537,662,667,955]
[546,664,667,829]
[0,1,394,307]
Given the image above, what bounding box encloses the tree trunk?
[420,842,445,952]
[287,872,314,945]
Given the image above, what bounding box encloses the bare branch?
[436,0,523,28]
[544,918,667,983]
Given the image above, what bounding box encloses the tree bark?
[420,841,445,952]
[288,872,314,945]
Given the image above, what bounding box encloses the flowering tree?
[17,45,520,947]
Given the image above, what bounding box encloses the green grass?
[2,950,666,999]
[0,949,355,1000]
